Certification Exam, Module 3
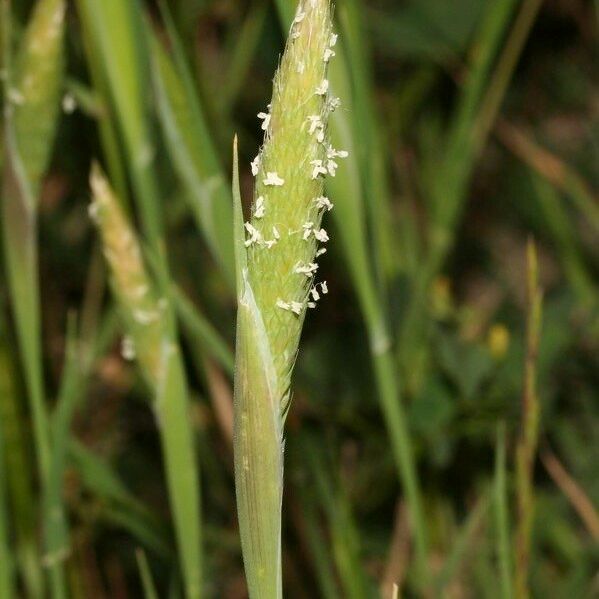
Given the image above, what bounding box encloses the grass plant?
[0,0,597,597]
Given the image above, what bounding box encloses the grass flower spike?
[245,0,343,409]
[232,0,345,596]
[89,164,203,599]
[89,164,168,385]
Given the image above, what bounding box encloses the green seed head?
[245,0,343,407]
[233,3,343,596]
[89,165,167,386]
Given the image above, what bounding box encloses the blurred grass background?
[0,0,598,597]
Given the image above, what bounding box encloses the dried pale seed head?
[243,0,346,406]
[89,164,167,386]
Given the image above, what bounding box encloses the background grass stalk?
[1,0,67,595]
[0,367,14,598]
[0,316,43,597]
[1,0,65,491]
[514,239,543,599]
[495,423,513,599]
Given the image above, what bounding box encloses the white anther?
[263,172,285,186]
[290,302,303,315]
[276,299,291,311]
[257,111,271,131]
[327,146,349,160]
[326,160,339,177]
[272,226,280,240]
[294,262,319,277]
[133,309,159,325]
[307,115,323,135]
[307,302,317,308]
[316,248,327,257]
[244,222,262,247]
[315,79,329,96]
[315,196,333,211]
[8,88,24,105]
[302,222,314,240]
[328,97,341,112]
[131,284,149,299]
[323,48,336,63]
[121,336,136,361]
[254,196,265,218]
[251,154,261,176]
[88,202,100,222]
[62,93,76,114]
[310,160,328,179]
[313,228,329,242]
[329,33,338,47]
[310,287,320,301]
[321,281,329,294]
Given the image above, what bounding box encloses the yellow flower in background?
[488,323,510,360]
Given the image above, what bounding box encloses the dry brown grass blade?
[541,448,599,541]
[205,360,234,445]
[495,118,599,233]
[380,500,410,599]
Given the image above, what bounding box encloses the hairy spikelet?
[245,0,344,410]
[233,2,344,597]
[89,165,167,386]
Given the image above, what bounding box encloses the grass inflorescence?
[233,1,346,596]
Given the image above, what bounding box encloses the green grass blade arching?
[434,492,490,594]
[76,0,165,270]
[44,321,83,599]
[337,0,397,284]
[173,288,235,377]
[136,549,160,599]
[70,441,170,557]
[221,0,269,115]
[155,343,203,599]
[149,6,235,284]
[304,442,377,599]
[295,490,339,599]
